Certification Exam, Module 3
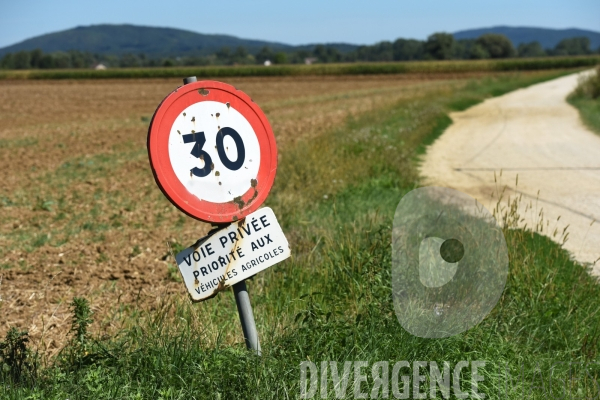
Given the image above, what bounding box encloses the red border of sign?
[147,80,277,223]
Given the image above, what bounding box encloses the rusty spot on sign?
[200,154,204,161]
[190,171,193,178]
[218,182,222,185]
[177,130,181,135]
[199,88,209,96]
[211,163,215,170]
[216,112,220,118]
[215,171,220,176]
[183,112,186,117]
[191,129,195,133]
[247,188,259,205]
[250,179,257,188]
[232,196,245,208]
[216,230,244,292]
[232,215,238,221]
[226,102,230,109]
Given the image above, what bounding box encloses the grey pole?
[183,76,261,356]
[233,280,262,355]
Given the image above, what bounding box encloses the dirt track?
[421,71,600,276]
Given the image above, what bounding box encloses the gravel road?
[421,71,600,276]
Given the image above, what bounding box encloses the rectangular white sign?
[175,207,290,302]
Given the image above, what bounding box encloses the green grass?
[569,66,600,134]
[0,56,599,80]
[571,96,600,134]
[2,71,600,399]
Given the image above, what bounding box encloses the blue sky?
[0,0,598,48]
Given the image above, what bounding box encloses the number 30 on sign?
[147,81,278,223]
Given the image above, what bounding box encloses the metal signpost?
[147,77,290,355]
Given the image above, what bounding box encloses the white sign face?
[174,207,290,301]
[168,101,261,203]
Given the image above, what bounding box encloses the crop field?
[1,55,599,80]
[1,68,600,398]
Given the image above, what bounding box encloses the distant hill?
[2,24,598,60]
[453,26,600,49]
[0,24,294,57]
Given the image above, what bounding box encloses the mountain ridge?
[1,24,599,58]
[0,24,295,57]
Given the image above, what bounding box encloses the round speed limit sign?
[148,80,277,223]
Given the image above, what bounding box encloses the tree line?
[1,33,598,70]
